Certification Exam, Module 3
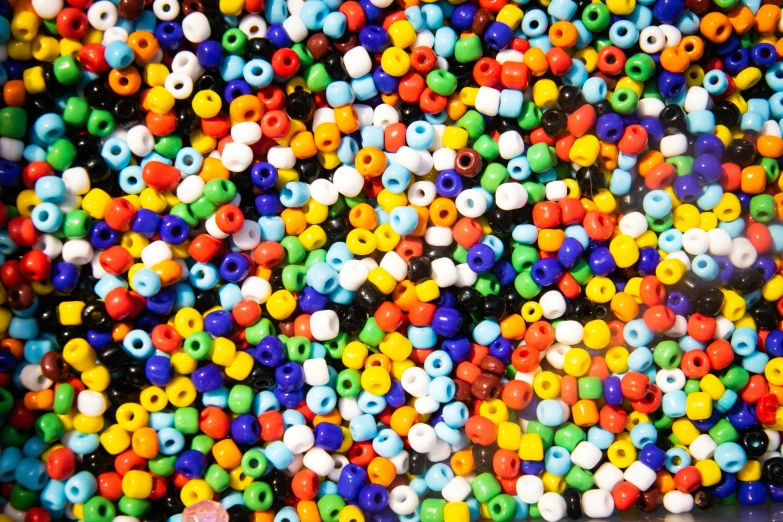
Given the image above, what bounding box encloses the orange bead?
[313,122,341,152]
[572,399,599,426]
[334,105,360,133]
[700,12,733,43]
[109,67,142,96]
[290,131,318,159]
[131,427,159,459]
[212,439,242,469]
[355,147,387,177]
[229,95,264,123]
[660,47,690,73]
[348,203,377,229]
[367,457,396,486]
[429,198,457,227]
[548,21,578,48]
[679,36,704,62]
[126,31,159,62]
[755,4,781,34]
[523,47,549,76]
[728,5,755,34]
[538,228,565,252]
[741,165,767,194]
[3,79,26,107]
[610,292,640,322]
[757,136,783,158]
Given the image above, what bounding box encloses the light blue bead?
[24,144,47,163]
[675,10,700,34]
[123,329,154,359]
[731,327,757,356]
[218,283,243,310]
[203,388,230,409]
[31,202,63,233]
[265,441,294,470]
[742,351,769,375]
[326,81,354,108]
[10,318,37,340]
[424,351,453,377]
[306,262,339,294]
[657,228,683,252]
[624,320,654,348]
[767,63,783,92]
[662,390,687,418]
[627,346,653,373]
[617,153,637,171]
[714,442,747,473]
[349,413,378,442]
[176,148,204,175]
[697,183,723,210]
[481,235,504,261]
[274,506,300,522]
[583,77,608,104]
[361,125,385,150]
[544,446,572,476]
[157,427,185,455]
[280,181,310,207]
[536,399,564,426]
[425,110,447,125]
[536,167,557,183]
[630,422,657,448]
[388,206,419,236]
[609,169,632,195]
[118,165,146,195]
[408,325,437,349]
[405,6,425,31]
[282,409,305,429]
[299,0,329,30]
[429,376,455,403]
[609,20,638,48]
[745,288,763,308]
[382,164,410,194]
[337,137,359,164]
[65,432,99,454]
[422,4,444,29]
[687,109,716,135]
[679,335,705,352]
[63,471,97,503]
[473,319,501,345]
[220,55,245,82]
[564,225,590,250]
[149,410,176,431]
[665,447,691,473]
[521,9,548,37]
[467,498,481,522]
[561,60,588,88]
[189,263,219,290]
[141,152,172,166]
[628,4,653,29]
[306,385,337,415]
[442,402,469,429]
[499,89,524,118]
[507,155,531,180]
[24,339,54,364]
[704,69,729,96]
[410,476,428,497]
[691,254,718,280]
[529,34,553,52]
[105,40,135,68]
[34,114,66,145]
[132,268,162,298]
[512,224,538,244]
[715,389,737,413]
[547,0,576,20]
[373,429,404,458]
[0,447,22,482]
[718,217,746,238]
[434,27,457,57]
[101,137,132,170]
[748,99,770,120]
[41,479,66,511]
[329,286,354,305]
[326,242,353,271]
[357,390,386,415]
[513,499,529,521]
[771,93,783,119]
[666,88,687,108]
[425,463,454,492]
[407,121,435,150]
[258,216,285,241]
[434,422,462,446]
[266,0,288,23]
[136,10,156,31]
[221,491,245,511]
[253,390,280,415]
[741,110,764,133]
[352,74,378,101]
[243,59,274,88]
[643,190,673,218]
[573,19,591,48]
[770,224,783,252]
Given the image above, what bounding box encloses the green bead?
[481,163,509,193]
[452,244,469,264]
[63,210,92,239]
[577,377,603,400]
[642,80,664,101]
[625,53,655,82]
[475,273,501,296]
[174,407,199,434]
[184,331,213,360]
[0,107,27,138]
[456,110,486,140]
[87,109,115,137]
[53,54,81,85]
[610,88,638,115]
[653,340,682,369]
[244,481,274,511]
[35,412,64,443]
[565,466,594,492]
[709,418,739,444]
[344,194,367,208]
[204,178,237,205]
[488,494,517,522]
[454,34,483,63]
[245,319,275,345]
[668,433,680,446]
[646,212,673,233]
[317,494,346,522]
[47,139,77,171]
[750,193,776,222]
[650,410,673,430]
[0,388,13,417]
[512,245,539,272]
[324,331,348,359]
[63,97,91,126]
[190,196,218,220]
[222,28,248,55]
[285,336,312,362]
[241,449,269,478]
[522,181,546,203]
[518,102,542,130]
[118,496,150,517]
[582,2,610,32]
[713,0,736,8]
[759,157,780,184]
[569,259,594,285]
[170,203,200,227]
[228,385,254,414]
[155,135,182,159]
[292,43,315,71]
[474,134,500,161]
[739,30,756,49]
[10,484,39,511]
[553,423,586,452]
[594,37,613,51]
[720,365,749,391]
[472,472,502,503]
[281,236,307,264]
[329,196,347,217]
[336,369,361,397]
[529,503,541,519]
[359,317,385,346]
[148,455,177,476]
[305,63,332,92]
[83,496,116,522]
[0,425,28,447]
[684,379,701,395]
[305,249,327,267]
[526,421,554,449]
[666,155,694,175]
[191,434,215,454]
[515,270,542,299]
[43,18,59,35]
[283,264,308,292]
[718,493,737,505]
[506,364,517,380]
[427,69,457,96]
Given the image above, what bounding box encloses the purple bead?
[692,154,723,184]
[265,24,292,48]
[715,256,735,285]
[231,414,261,444]
[385,380,406,409]
[604,376,623,406]
[87,330,113,349]
[255,193,284,215]
[754,256,777,282]
[521,460,545,475]
[275,362,304,392]
[492,261,516,287]
[766,330,783,357]
[751,43,777,68]
[652,0,684,24]
[52,262,79,293]
[274,386,305,408]
[451,4,477,30]
[666,290,692,316]
[359,0,384,23]
[727,400,758,430]
[557,237,584,269]
[768,484,783,502]
[484,21,513,51]
[255,336,286,367]
[191,364,224,393]
[691,409,720,431]
[658,71,686,98]
[435,289,455,309]
[0,350,14,373]
[155,22,184,52]
[596,113,625,143]
[715,33,740,56]
[432,307,462,337]
[737,191,751,211]
[673,174,701,203]
[467,243,496,273]
[372,67,399,95]
[723,47,751,76]
[146,287,176,315]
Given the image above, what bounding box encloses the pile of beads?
[5,0,783,519]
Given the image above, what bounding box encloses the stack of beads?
[3,0,783,519]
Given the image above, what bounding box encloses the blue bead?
[314,422,344,452]
[175,450,208,479]
[472,319,500,346]
[485,21,513,50]
[521,9,548,37]
[349,413,378,442]
[658,71,686,98]
[442,336,471,363]
[544,446,572,476]
[712,473,737,499]
[0,447,22,483]
[105,40,134,69]
[609,20,638,48]
[536,399,564,426]
[530,257,563,286]
[421,4,444,29]
[434,26,457,57]
[192,363,225,393]
[63,470,97,503]
[305,262,339,294]
[583,77,608,104]
[738,481,767,505]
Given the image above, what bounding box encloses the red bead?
[374,302,405,332]
[104,197,138,232]
[532,202,562,228]
[645,162,677,189]
[674,466,702,493]
[105,287,138,320]
[258,410,285,441]
[452,217,483,248]
[596,46,627,76]
[261,110,291,139]
[78,43,110,73]
[19,250,51,282]
[546,47,572,76]
[639,275,666,306]
[46,447,76,481]
[618,124,648,155]
[8,217,40,247]
[719,162,741,191]
[25,507,51,522]
[473,58,502,88]
[384,123,406,153]
[501,380,532,410]
[529,127,556,146]
[214,205,245,234]
[188,234,225,263]
[630,384,662,414]
[410,47,437,74]
[419,88,447,114]
[151,324,182,353]
[203,113,232,139]
[56,8,89,39]
[510,38,530,53]
[558,197,586,225]
[706,339,733,370]
[293,314,313,340]
[22,161,55,189]
[348,441,376,467]
[258,86,286,111]
[271,48,300,77]
[522,321,555,352]
[756,393,778,425]
[612,482,640,511]
[741,374,769,404]
[398,72,426,104]
[291,469,319,501]
[599,404,628,433]
[747,222,773,254]
[142,161,180,192]
[583,210,614,241]
[500,61,530,90]
[687,313,716,342]
[643,305,676,333]
[252,241,285,268]
[200,406,230,439]
[97,472,123,501]
[681,350,711,378]
[465,415,497,445]
[146,110,178,136]
[620,372,650,400]
[555,133,576,162]
[493,449,521,478]
[232,299,262,327]
[567,104,597,137]
[114,449,146,476]
[556,273,581,300]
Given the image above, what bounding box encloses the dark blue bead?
[484,21,513,51]
[467,243,496,273]
[359,26,389,53]
[251,162,278,191]
[754,256,777,282]
[531,257,563,286]
[135,311,161,332]
[596,113,625,143]
[266,24,292,48]
[692,154,723,184]
[492,261,516,287]
[224,80,252,104]
[299,286,330,314]
[155,22,184,52]
[196,40,223,69]
[766,330,783,357]
[637,247,660,276]
[359,0,384,23]
[52,262,79,293]
[727,400,758,431]
[737,191,752,211]
[658,71,686,99]
[639,117,665,146]
[89,221,119,249]
[588,247,616,277]
[638,444,666,471]
[255,336,286,367]
[338,464,368,500]
[715,256,735,286]
[723,47,751,77]
[442,336,471,363]
[0,160,20,186]
[231,414,261,444]
[768,484,783,502]
[603,376,623,406]
[489,337,512,362]
[145,355,173,386]
[715,34,740,56]
[358,484,389,512]
[673,174,701,203]
[371,506,397,522]
[275,362,304,392]
[619,112,640,126]
[521,460,544,476]
[652,0,684,24]
[738,481,767,505]
[693,134,725,159]
[712,473,737,499]
[204,309,234,338]
[175,450,208,479]
[314,422,344,451]
[0,350,15,372]
[451,4,477,30]
[132,208,161,237]
[361,94,383,109]
[158,214,189,244]
[255,194,284,215]
[372,67,399,95]
[435,170,462,198]
[751,43,777,68]
[191,363,224,393]
[435,289,456,309]
[691,408,720,431]
[666,290,692,316]
[4,60,30,80]
[87,330,113,349]
[219,252,251,282]
[432,307,462,337]
[146,287,176,315]
[385,380,406,409]
[557,237,584,269]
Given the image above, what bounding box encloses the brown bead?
[685,0,710,12]
[471,373,502,400]
[117,0,144,19]
[455,148,483,177]
[278,321,295,337]
[472,9,494,37]
[181,0,204,15]
[7,283,34,311]
[454,378,473,402]
[637,489,663,513]
[479,356,506,376]
[306,33,332,61]
[41,351,70,382]
[333,34,359,54]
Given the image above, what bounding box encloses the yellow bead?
[568,134,600,167]
[671,419,700,445]
[266,290,297,320]
[459,87,479,106]
[685,65,704,87]
[116,403,149,431]
[714,125,733,147]
[180,479,214,507]
[143,63,169,87]
[563,348,591,377]
[720,289,746,321]
[694,459,721,487]
[443,126,469,150]
[415,280,440,302]
[714,193,742,222]
[139,188,168,213]
[574,47,598,72]
[388,20,416,48]
[656,258,686,285]
[361,366,391,396]
[374,224,400,252]
[31,35,59,62]
[299,225,327,251]
[166,376,197,407]
[583,320,611,349]
[63,339,97,372]
[699,374,725,400]
[609,234,639,268]
[192,90,222,118]
[171,351,197,374]
[16,190,39,217]
[120,232,149,258]
[391,359,414,381]
[762,274,783,301]
[606,0,635,15]
[607,439,636,468]
[343,341,369,370]
[634,230,658,250]
[11,12,38,41]
[146,86,176,115]
[518,433,544,460]
[317,150,341,170]
[303,199,328,225]
[606,346,630,373]
[381,47,410,77]
[593,189,617,213]
[339,506,365,522]
[766,358,783,386]
[377,189,408,213]
[479,399,508,424]
[379,331,412,362]
[139,386,168,412]
[73,414,104,434]
[190,129,217,155]
[699,211,717,231]
[496,4,523,28]
[57,301,85,326]
[521,302,543,323]
[225,350,254,380]
[99,424,131,454]
[82,188,113,219]
[122,470,153,499]
[734,67,761,90]
[533,371,561,399]
[10,40,34,61]
[585,276,616,303]
[444,502,470,522]
[737,459,762,482]
[685,391,712,420]
[542,472,566,493]
[532,78,559,108]
[219,0,244,15]
[212,337,237,366]
[497,422,521,451]
[672,204,700,231]
[59,38,83,56]
[81,365,111,392]
[174,307,204,337]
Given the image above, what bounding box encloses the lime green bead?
[148,455,176,476]
[359,317,385,346]
[512,245,539,272]
[565,466,595,492]
[515,270,541,299]
[170,203,200,227]
[63,97,90,126]
[317,494,346,522]
[228,385,254,414]
[750,193,776,222]
[452,244,468,264]
[336,369,361,397]
[475,273,500,296]
[646,212,673,233]
[529,503,541,519]
[53,54,81,85]
[190,196,218,220]
[653,340,682,369]
[456,110,485,140]
[174,407,199,434]
[305,249,327,267]
[244,481,274,511]
[553,423,586,452]
[155,136,182,159]
[87,109,116,137]
[759,157,780,183]
[667,156,694,175]
[344,194,366,208]
[625,54,655,82]
[582,2,610,32]
[0,107,27,139]
[324,331,347,359]
[83,496,116,522]
[488,494,517,522]
[526,421,554,449]
[118,496,150,517]
[684,379,701,395]
[709,418,739,444]
[241,449,269,478]
[35,412,64,443]
[569,259,594,285]
[481,163,509,193]
[427,69,457,96]
[286,336,311,362]
[63,210,92,239]
[184,331,213,360]
[522,181,546,203]
[720,365,749,391]
[283,264,308,292]
[472,473,502,503]
[191,434,215,454]
[577,376,603,400]
[281,236,307,264]
[518,102,542,130]
[474,134,500,161]
[292,43,314,70]
[47,139,77,171]
[305,63,332,92]
[204,179,237,205]
[454,35,483,63]
[610,88,638,115]
[222,28,248,55]
[245,318,275,345]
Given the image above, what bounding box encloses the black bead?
[559,85,585,113]
[455,286,483,313]
[729,268,764,295]
[57,326,87,348]
[563,488,583,520]
[713,101,741,128]
[399,103,424,125]
[82,447,114,475]
[246,38,276,60]
[677,272,703,300]
[472,443,497,473]
[38,303,60,330]
[567,297,594,323]
[82,302,111,329]
[493,117,521,134]
[354,282,385,313]
[541,108,567,136]
[124,361,149,388]
[42,65,67,97]
[267,470,291,497]
[84,79,116,110]
[322,52,349,81]
[96,342,130,372]
[694,286,724,317]
[593,100,613,117]
[296,157,324,184]
[763,456,783,484]
[660,104,688,134]
[751,302,779,330]
[576,166,606,197]
[499,285,524,311]
[196,71,225,93]
[269,269,284,291]
[485,207,513,234]
[423,245,451,261]
[739,429,769,457]
[336,306,367,334]
[285,90,315,121]
[176,103,199,136]
[724,139,756,167]
[247,365,276,389]
[409,451,427,476]
[105,384,139,404]
[114,99,143,127]
[81,155,111,184]
[482,294,506,320]
[407,256,432,283]
[194,289,218,313]
[226,505,252,522]
[694,489,716,510]
[323,216,348,241]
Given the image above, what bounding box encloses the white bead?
[164,72,194,100]
[0,138,23,161]
[408,423,437,453]
[239,14,268,38]
[380,251,408,282]
[414,395,440,415]
[707,228,732,256]
[372,104,399,128]
[413,29,435,49]
[355,104,374,128]
[682,228,709,256]
[114,517,140,522]
[287,0,305,16]
[141,240,172,267]
[660,134,688,157]
[455,189,487,218]
[714,315,734,340]
[656,368,685,393]
[424,226,453,247]
[538,492,567,522]
[498,131,525,160]
[302,447,334,476]
[637,97,665,119]
[432,148,456,171]
[395,146,422,173]
[312,108,336,128]
[338,397,361,421]
[639,26,665,53]
[623,461,657,491]
[666,250,691,271]
[538,291,566,322]
[343,47,373,78]
[431,257,458,288]
[729,237,757,268]
[369,0,394,7]
[428,439,452,462]
[77,390,108,416]
[233,221,262,251]
[267,147,296,169]
[176,175,205,204]
[62,167,91,196]
[284,425,314,454]
[515,367,542,386]
[182,12,211,43]
[762,120,783,138]
[544,343,569,370]
[286,453,304,474]
[659,24,682,47]
[545,180,567,202]
[339,259,369,291]
[555,320,583,345]
[302,358,329,387]
[310,310,340,341]
[58,192,81,213]
[408,181,437,207]
[32,0,63,18]
[91,252,107,279]
[688,433,717,460]
[35,234,63,259]
[205,214,229,239]
[516,475,544,504]
[171,51,204,80]
[593,462,624,492]
[153,0,179,20]
[328,455,348,482]
[62,239,93,265]
[496,49,524,63]
[241,276,271,304]
[126,125,156,157]
[360,257,378,271]
[87,1,118,31]
[429,125,446,152]
[442,476,471,502]
[761,451,781,464]
[412,150,434,176]
[662,490,694,514]
[495,183,528,210]
[309,179,338,206]
[684,86,712,113]
[221,143,254,172]
[618,212,648,238]
[767,429,782,452]
[475,87,501,117]
[401,367,431,398]
[570,441,602,469]
[231,122,262,145]
[389,486,418,515]
[20,364,53,392]
[389,450,409,474]
[3,504,26,522]
[333,166,364,197]
[581,489,615,519]
[282,15,307,42]
[455,264,477,287]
